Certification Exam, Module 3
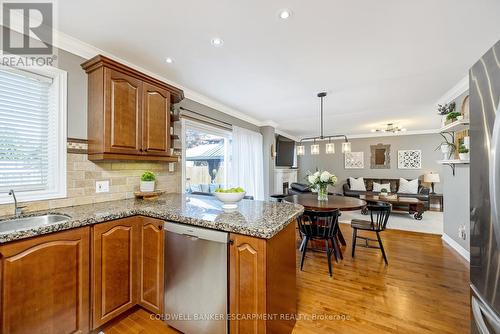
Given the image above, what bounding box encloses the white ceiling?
[58,0,500,138]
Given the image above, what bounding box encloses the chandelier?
[296,92,351,156]
[371,123,407,133]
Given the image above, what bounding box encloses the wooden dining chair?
[351,202,392,265]
[297,209,341,277]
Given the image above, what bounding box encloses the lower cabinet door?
[0,227,90,334]
[229,233,267,334]
[92,217,140,328]
[139,217,165,314]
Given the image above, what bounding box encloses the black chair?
[297,209,341,277]
[191,191,254,200]
[351,202,391,265]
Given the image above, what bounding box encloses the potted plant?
[306,170,337,201]
[435,132,456,160]
[458,144,470,161]
[437,102,456,127]
[140,171,156,192]
[380,188,389,196]
[446,111,462,124]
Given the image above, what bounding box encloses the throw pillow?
[373,182,391,192]
[349,177,366,191]
[398,178,419,194]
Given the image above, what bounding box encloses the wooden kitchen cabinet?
[229,222,297,334]
[92,216,165,329]
[92,216,140,329]
[142,83,171,157]
[104,68,143,155]
[138,217,165,314]
[0,227,90,334]
[81,55,183,162]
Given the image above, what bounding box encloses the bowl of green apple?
[214,187,246,211]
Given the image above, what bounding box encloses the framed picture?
[398,150,422,169]
[345,152,364,169]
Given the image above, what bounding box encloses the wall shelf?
[437,159,469,176]
[440,119,470,133]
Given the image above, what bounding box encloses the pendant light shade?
[311,140,320,155]
[342,141,352,153]
[325,142,335,154]
[298,92,351,155]
[297,144,305,156]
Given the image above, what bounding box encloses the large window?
[0,67,67,204]
[182,120,231,193]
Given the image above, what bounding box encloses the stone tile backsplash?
[0,153,181,216]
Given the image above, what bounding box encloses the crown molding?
[436,75,469,105]
[50,28,268,128]
[275,129,299,142]
[298,128,440,142]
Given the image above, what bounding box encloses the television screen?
[276,136,295,167]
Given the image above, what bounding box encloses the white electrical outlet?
[168,162,175,172]
[458,225,467,240]
[96,180,109,193]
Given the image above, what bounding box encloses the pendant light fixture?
[296,92,351,156]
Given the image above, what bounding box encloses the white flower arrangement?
[306,170,337,187]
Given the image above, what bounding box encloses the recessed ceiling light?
[211,38,224,47]
[165,57,173,64]
[278,9,292,19]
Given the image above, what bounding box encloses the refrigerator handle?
[489,101,500,246]
[472,295,500,334]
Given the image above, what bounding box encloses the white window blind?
[0,68,59,196]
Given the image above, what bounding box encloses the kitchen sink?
[0,214,70,233]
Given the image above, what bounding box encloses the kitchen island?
[0,194,303,334]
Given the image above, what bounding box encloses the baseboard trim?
[442,233,470,262]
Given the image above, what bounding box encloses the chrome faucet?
[8,189,23,217]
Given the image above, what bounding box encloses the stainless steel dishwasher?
[164,222,228,334]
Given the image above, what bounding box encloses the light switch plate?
[96,180,109,193]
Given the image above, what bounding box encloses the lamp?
[297,144,305,156]
[424,173,440,194]
[325,139,335,154]
[296,92,351,156]
[311,140,320,155]
[342,141,351,153]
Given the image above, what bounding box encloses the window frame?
[181,118,232,194]
[0,66,67,204]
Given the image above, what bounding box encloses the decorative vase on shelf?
[459,152,470,161]
[441,144,452,160]
[317,184,328,201]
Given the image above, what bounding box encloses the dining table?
[284,193,367,250]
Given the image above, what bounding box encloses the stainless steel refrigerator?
[470,39,500,334]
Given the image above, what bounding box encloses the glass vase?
[317,184,328,201]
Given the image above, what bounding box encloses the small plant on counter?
[140,171,156,192]
[437,102,456,115]
[380,188,388,195]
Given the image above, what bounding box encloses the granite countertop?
[0,193,304,244]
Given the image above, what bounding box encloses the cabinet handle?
[159,224,163,229]
[229,239,234,245]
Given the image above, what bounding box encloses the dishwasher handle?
[164,222,228,244]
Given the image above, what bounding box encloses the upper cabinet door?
[142,82,171,156]
[104,68,143,155]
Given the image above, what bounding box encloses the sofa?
[343,177,430,209]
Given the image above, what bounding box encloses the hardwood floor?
[101,224,470,334]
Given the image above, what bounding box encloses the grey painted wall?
[443,164,469,251]
[442,90,470,251]
[297,133,444,193]
[260,126,275,198]
[57,49,88,139]
[176,99,260,132]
